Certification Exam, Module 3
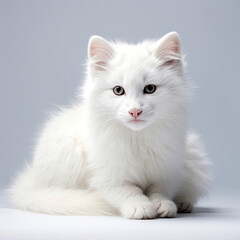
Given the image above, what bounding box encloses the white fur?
[9,32,211,219]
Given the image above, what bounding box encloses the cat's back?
[38,103,86,140]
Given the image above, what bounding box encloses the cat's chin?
[123,120,149,131]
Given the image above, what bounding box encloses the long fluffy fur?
[9,131,210,215]
[9,32,211,218]
[9,166,118,215]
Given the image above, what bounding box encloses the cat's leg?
[174,133,212,213]
[96,183,157,219]
[146,185,177,218]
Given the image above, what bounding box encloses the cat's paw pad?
[177,202,193,213]
[156,200,177,218]
[121,201,157,219]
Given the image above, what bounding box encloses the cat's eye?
[113,86,125,96]
[143,84,156,94]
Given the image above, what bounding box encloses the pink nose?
[128,108,142,119]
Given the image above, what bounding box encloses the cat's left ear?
[88,36,114,72]
[153,32,181,66]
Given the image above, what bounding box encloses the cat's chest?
[92,136,181,187]
[114,142,166,179]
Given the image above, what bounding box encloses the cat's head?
[84,32,188,131]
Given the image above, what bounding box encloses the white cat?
[9,32,211,219]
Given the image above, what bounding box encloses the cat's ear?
[88,36,114,72]
[153,32,181,67]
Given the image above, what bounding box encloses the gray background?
[0,0,239,196]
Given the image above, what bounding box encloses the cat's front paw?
[155,200,177,218]
[176,201,193,213]
[121,200,157,219]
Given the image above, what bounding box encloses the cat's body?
[9,32,211,219]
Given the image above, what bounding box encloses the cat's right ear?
[153,32,181,67]
[88,36,114,72]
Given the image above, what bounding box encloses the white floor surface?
[1,191,239,240]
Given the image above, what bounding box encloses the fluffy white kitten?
[9,32,211,219]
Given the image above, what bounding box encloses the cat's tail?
[175,132,212,204]
[8,166,118,216]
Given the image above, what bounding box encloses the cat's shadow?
[177,207,237,219]
[193,207,221,213]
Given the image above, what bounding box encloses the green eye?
[143,84,156,94]
[113,86,125,96]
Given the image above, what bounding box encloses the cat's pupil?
[116,87,121,93]
[147,85,153,91]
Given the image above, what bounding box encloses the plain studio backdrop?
[0,0,239,202]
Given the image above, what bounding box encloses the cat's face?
[86,32,187,131]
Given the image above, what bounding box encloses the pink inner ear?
[90,44,110,59]
[169,40,179,53]
[95,60,107,71]
[89,38,113,71]
[154,34,181,67]
[90,45,99,59]
[155,33,181,59]
[157,39,180,56]
[90,44,108,70]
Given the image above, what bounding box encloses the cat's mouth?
[129,119,145,122]
[122,118,149,131]
[125,119,148,131]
